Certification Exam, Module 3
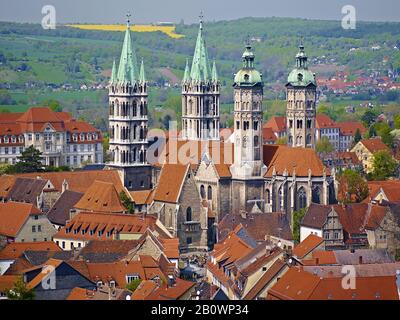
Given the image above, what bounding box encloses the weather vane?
[199,11,204,29]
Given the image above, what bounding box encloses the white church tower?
[107,14,152,190]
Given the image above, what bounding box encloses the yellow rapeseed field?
[66,24,184,39]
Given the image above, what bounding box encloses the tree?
[337,169,369,204]
[119,190,134,214]
[126,279,142,292]
[276,136,288,145]
[316,137,335,153]
[292,207,307,243]
[361,110,377,127]
[6,277,35,300]
[394,114,400,130]
[372,150,398,180]
[354,128,362,144]
[42,99,62,112]
[12,145,44,173]
[374,122,394,147]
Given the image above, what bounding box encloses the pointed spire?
[110,59,117,84]
[116,12,139,84]
[190,12,212,83]
[212,60,218,82]
[139,58,146,83]
[296,37,308,69]
[182,58,190,83]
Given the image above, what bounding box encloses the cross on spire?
[199,11,204,30]
[126,11,132,27]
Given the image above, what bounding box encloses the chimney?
[359,255,363,264]
[315,257,320,265]
[167,275,175,287]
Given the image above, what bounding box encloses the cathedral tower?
[286,42,317,149]
[107,15,152,190]
[181,15,220,141]
[230,42,266,213]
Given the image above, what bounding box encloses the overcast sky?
[0,0,399,24]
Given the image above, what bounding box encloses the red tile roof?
[153,164,189,203]
[66,287,95,300]
[0,275,19,293]
[264,116,286,133]
[54,212,160,242]
[18,170,125,194]
[144,278,196,300]
[338,121,367,136]
[262,127,277,143]
[268,267,399,300]
[264,145,328,177]
[359,138,390,153]
[74,180,127,213]
[316,114,337,129]
[0,242,61,260]
[0,202,42,238]
[292,234,324,259]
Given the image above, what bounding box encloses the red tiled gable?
[0,202,42,238]
[264,116,286,133]
[366,180,400,203]
[74,180,127,213]
[144,278,196,300]
[264,145,328,177]
[262,127,277,143]
[332,203,369,234]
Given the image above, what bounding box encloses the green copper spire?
[182,58,190,83]
[212,60,218,82]
[139,58,146,83]
[287,40,316,87]
[110,59,117,84]
[190,13,212,83]
[116,13,139,85]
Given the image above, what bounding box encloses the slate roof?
[218,212,293,243]
[7,177,48,204]
[47,190,83,226]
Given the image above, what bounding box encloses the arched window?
[200,185,206,199]
[278,186,284,211]
[186,207,192,222]
[312,187,321,204]
[306,134,312,145]
[207,186,212,200]
[298,187,307,209]
[254,136,259,147]
[266,189,271,204]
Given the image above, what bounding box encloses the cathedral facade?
[107,17,336,250]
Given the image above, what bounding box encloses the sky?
[0,0,399,24]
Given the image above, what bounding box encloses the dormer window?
[72,134,77,142]
[80,134,85,141]
[87,133,92,141]
[93,133,98,140]
[11,136,16,143]
[4,136,9,143]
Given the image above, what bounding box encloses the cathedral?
[107,17,336,251]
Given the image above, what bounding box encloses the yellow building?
[351,138,390,173]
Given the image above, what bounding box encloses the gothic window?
[297,187,307,210]
[288,135,293,144]
[236,121,240,130]
[312,187,321,204]
[253,121,258,131]
[278,186,284,211]
[296,136,302,145]
[207,186,212,200]
[186,207,192,222]
[306,134,312,145]
[266,189,271,204]
[133,101,137,117]
[307,119,312,129]
[289,120,293,128]
[200,185,206,199]
[254,136,259,147]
